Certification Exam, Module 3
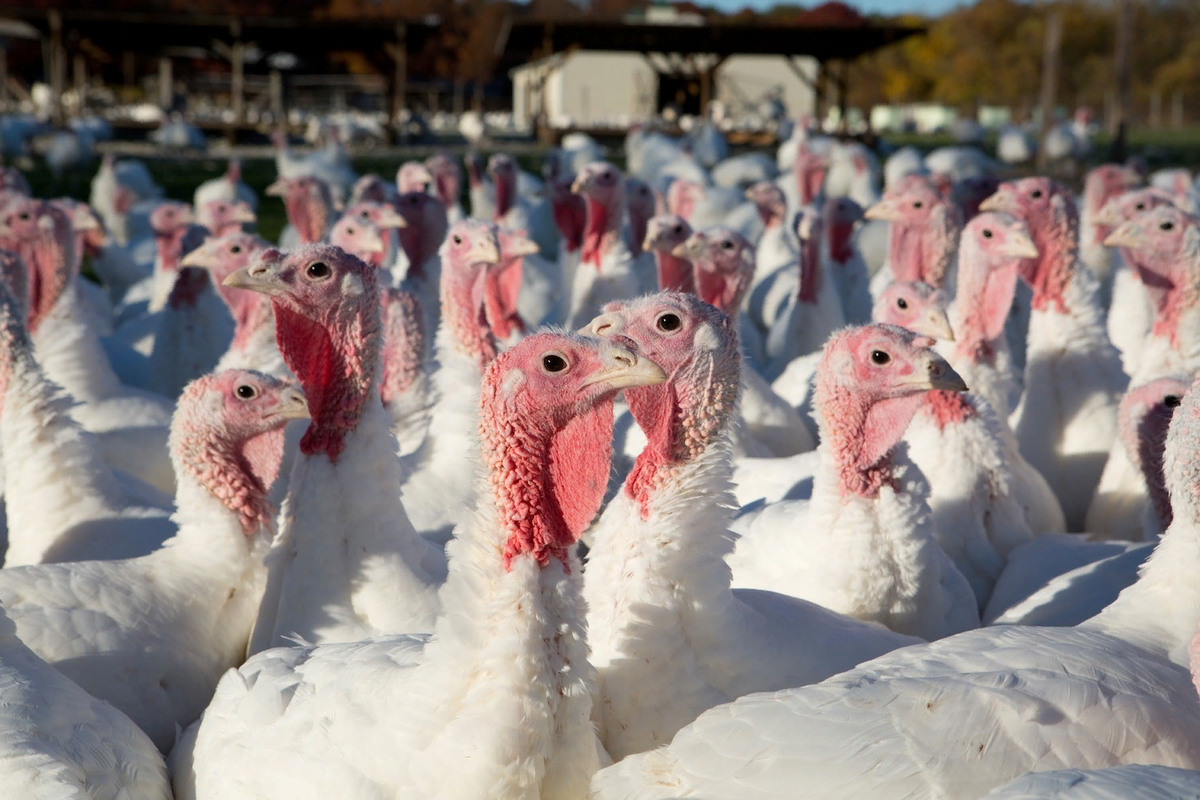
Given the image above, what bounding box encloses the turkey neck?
[655,250,695,294]
[379,289,425,412]
[15,230,70,336]
[287,191,330,245]
[889,204,959,288]
[552,189,586,254]
[1139,244,1200,378]
[581,193,623,269]
[401,404,610,797]
[798,218,822,304]
[31,280,124,403]
[1023,195,1087,315]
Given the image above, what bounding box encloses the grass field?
[20,126,1200,245]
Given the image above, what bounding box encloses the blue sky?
[708,0,965,14]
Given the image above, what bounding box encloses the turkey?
[583,292,920,761]
[592,376,1200,798]
[337,200,407,271]
[996,124,1036,165]
[0,368,308,752]
[1085,204,1200,539]
[230,244,446,653]
[642,213,695,294]
[265,175,337,246]
[89,154,163,246]
[0,198,177,496]
[424,152,465,223]
[980,178,1126,530]
[393,190,449,335]
[170,332,666,800]
[178,232,286,378]
[378,287,429,454]
[196,199,256,238]
[0,604,171,799]
[864,173,961,296]
[566,162,643,329]
[0,278,174,566]
[398,219,505,541]
[1079,164,1142,308]
[145,266,236,399]
[981,765,1200,799]
[270,129,356,206]
[728,324,979,641]
[193,159,258,213]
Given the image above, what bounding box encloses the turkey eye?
[18,212,28,221]
[230,245,242,254]
[347,227,355,235]
[306,261,331,279]
[912,201,923,209]
[542,353,567,373]
[982,229,993,238]
[657,313,682,332]
[1031,189,1043,199]
[452,235,462,245]
[1161,221,1175,231]
[1165,395,1182,407]
[896,298,908,309]
[1136,203,1145,211]
[236,385,256,399]
[721,240,734,250]
[673,225,682,234]
[870,350,890,365]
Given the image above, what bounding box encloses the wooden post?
[269,70,283,117]
[231,43,245,124]
[390,22,407,133]
[73,53,86,98]
[1109,0,1133,160]
[123,51,135,88]
[158,56,173,111]
[1149,90,1161,128]
[1035,11,1062,172]
[49,10,64,124]
[837,61,849,133]
[1172,90,1184,129]
[0,46,8,110]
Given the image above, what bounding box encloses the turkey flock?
[0,117,1198,800]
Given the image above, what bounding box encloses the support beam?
[158,56,173,111]
[1035,11,1062,172]
[385,22,407,142]
[123,51,135,88]
[1109,0,1133,160]
[269,69,283,117]
[230,42,245,124]
[0,47,8,110]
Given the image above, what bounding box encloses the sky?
[708,0,965,14]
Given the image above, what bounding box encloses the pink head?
[171,370,309,534]
[872,281,954,341]
[823,196,863,264]
[644,213,695,293]
[745,181,787,228]
[438,218,503,369]
[1118,377,1188,532]
[548,170,586,254]
[350,174,394,206]
[50,198,103,276]
[223,244,381,463]
[425,153,462,211]
[952,211,1039,359]
[1104,205,1200,345]
[379,287,426,412]
[180,231,274,350]
[866,177,960,287]
[675,227,754,316]
[666,179,702,222]
[0,198,73,333]
[625,177,657,257]
[585,292,738,515]
[265,176,335,245]
[814,323,968,498]
[396,161,435,195]
[979,177,1078,312]
[394,191,448,280]
[198,199,256,238]
[487,154,519,220]
[330,215,387,269]
[149,201,196,238]
[573,162,625,268]
[479,331,665,570]
[487,228,537,341]
[1083,163,1142,235]
[1094,188,1179,230]
[794,143,829,205]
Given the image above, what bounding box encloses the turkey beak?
[672,233,705,261]
[231,203,257,225]
[467,235,501,266]
[581,311,625,337]
[179,243,214,269]
[1104,221,1146,249]
[908,353,968,393]
[361,226,385,254]
[581,345,666,391]
[71,213,101,233]
[999,229,1039,260]
[641,227,660,252]
[1093,200,1124,228]
[922,307,956,342]
[571,172,595,194]
[265,178,288,197]
[275,387,311,421]
[863,197,903,222]
[505,234,540,257]
[375,206,407,229]
[223,259,284,296]
[978,190,1014,214]
[177,207,197,226]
